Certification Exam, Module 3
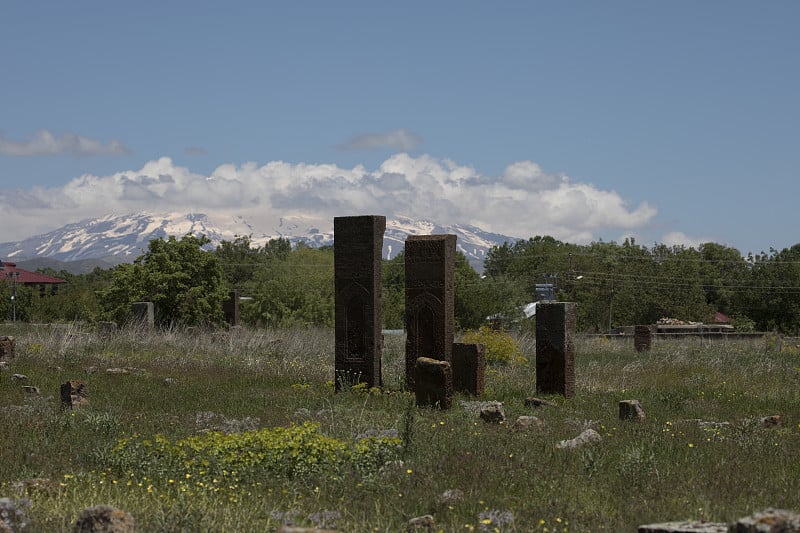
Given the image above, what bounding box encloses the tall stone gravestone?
[223,290,240,327]
[535,302,576,398]
[634,325,652,352]
[405,234,456,391]
[334,215,386,391]
[131,302,154,329]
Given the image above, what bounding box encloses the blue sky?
[1,2,798,255]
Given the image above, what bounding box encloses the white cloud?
[336,129,422,151]
[0,154,658,244]
[0,130,129,156]
[659,231,715,250]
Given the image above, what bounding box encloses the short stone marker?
[97,321,118,338]
[131,301,154,328]
[451,342,485,396]
[72,504,135,533]
[620,399,646,422]
[61,380,89,409]
[415,357,453,409]
[535,302,576,398]
[0,336,15,360]
[223,290,240,327]
[333,215,386,391]
[405,234,456,390]
[634,325,653,352]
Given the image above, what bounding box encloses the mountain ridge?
[0,212,519,272]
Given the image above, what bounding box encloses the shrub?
[461,325,524,364]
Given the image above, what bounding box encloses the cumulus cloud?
[336,128,422,151]
[0,130,129,156]
[660,231,716,250]
[0,153,658,244]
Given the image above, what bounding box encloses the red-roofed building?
[0,261,67,296]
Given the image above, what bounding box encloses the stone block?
[620,399,646,422]
[223,290,240,327]
[535,302,576,398]
[61,380,89,409]
[415,357,453,409]
[131,302,154,328]
[634,325,653,352]
[0,336,15,360]
[452,342,485,396]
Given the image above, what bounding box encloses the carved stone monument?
[405,234,456,390]
[415,357,453,409]
[535,302,576,398]
[131,302,154,328]
[61,380,89,409]
[0,336,15,360]
[634,325,652,352]
[334,215,386,391]
[223,290,240,327]
[452,342,485,396]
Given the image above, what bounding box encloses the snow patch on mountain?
[0,212,519,271]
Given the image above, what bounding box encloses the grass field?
[1,324,799,532]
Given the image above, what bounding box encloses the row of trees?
[5,234,800,333]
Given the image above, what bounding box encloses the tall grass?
[1,324,798,532]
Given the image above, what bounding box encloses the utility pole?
[608,280,614,332]
[7,271,19,322]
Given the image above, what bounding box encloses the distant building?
[0,260,67,296]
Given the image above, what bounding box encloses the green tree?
[100,234,227,327]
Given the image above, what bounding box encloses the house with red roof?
[0,261,67,296]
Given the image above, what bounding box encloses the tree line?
[3,233,800,334]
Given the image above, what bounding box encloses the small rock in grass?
[524,397,557,408]
[11,374,28,381]
[479,402,506,424]
[406,515,435,532]
[512,415,543,431]
[637,520,727,532]
[556,428,602,450]
[71,504,135,533]
[619,399,646,422]
[21,386,40,394]
[732,507,800,532]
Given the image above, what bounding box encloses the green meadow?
[1,324,799,532]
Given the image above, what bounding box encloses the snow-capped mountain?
[0,212,519,272]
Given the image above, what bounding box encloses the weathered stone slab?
[452,342,485,396]
[524,397,558,408]
[556,428,601,449]
[415,357,453,409]
[223,290,240,327]
[334,215,386,391]
[732,507,800,532]
[61,380,89,409]
[512,415,543,431]
[97,322,118,338]
[634,325,653,352]
[535,302,576,398]
[72,504,135,533]
[131,302,154,328]
[0,336,15,360]
[620,399,646,422]
[405,234,456,390]
[637,521,727,533]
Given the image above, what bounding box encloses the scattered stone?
[406,514,435,532]
[556,428,602,450]
[164,377,178,385]
[21,386,40,394]
[0,361,9,371]
[732,507,800,532]
[105,368,130,375]
[511,415,543,431]
[71,504,135,533]
[620,399,646,422]
[277,528,339,533]
[437,488,464,504]
[61,380,89,409]
[637,520,727,532]
[760,415,782,427]
[524,397,557,408]
[11,374,28,381]
[84,366,98,374]
[460,400,503,415]
[0,336,15,360]
[415,357,453,409]
[479,402,506,424]
[0,517,13,533]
